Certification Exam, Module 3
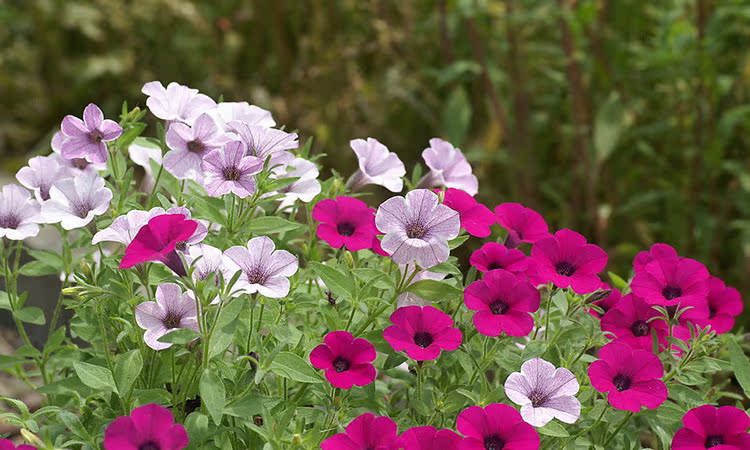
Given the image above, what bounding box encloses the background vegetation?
[2,0,750,320]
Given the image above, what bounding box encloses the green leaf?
[727,337,750,398]
[551,290,568,316]
[15,307,46,325]
[0,291,9,311]
[25,249,63,270]
[607,272,629,291]
[114,350,143,396]
[73,361,118,394]
[537,421,571,437]
[199,368,226,425]
[310,262,355,298]
[246,216,303,234]
[405,279,461,302]
[157,328,201,344]
[19,261,58,277]
[448,235,470,250]
[269,352,324,384]
[225,393,280,417]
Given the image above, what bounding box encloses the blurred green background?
[2,0,750,317]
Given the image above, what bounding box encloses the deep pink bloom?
[464,269,541,337]
[672,405,750,450]
[310,331,377,389]
[631,256,709,307]
[59,103,122,164]
[601,294,668,352]
[699,276,744,334]
[494,203,549,248]
[321,413,400,450]
[469,242,527,275]
[400,426,461,450]
[632,243,678,273]
[120,214,198,276]
[587,342,667,412]
[440,188,495,238]
[383,306,462,361]
[313,197,379,252]
[103,403,188,450]
[0,440,35,450]
[456,403,540,450]
[530,229,608,294]
[588,283,622,319]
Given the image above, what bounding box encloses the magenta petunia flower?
[321,413,400,450]
[135,283,199,350]
[383,305,462,361]
[601,294,668,352]
[588,283,622,319]
[632,243,678,273]
[441,188,495,238]
[375,189,460,269]
[313,196,379,252]
[631,255,710,307]
[59,103,122,164]
[672,405,750,450]
[530,229,608,294]
[92,207,162,246]
[464,269,541,337]
[210,101,275,129]
[456,403,540,450]
[587,342,668,412]
[103,403,189,450]
[698,276,744,334]
[165,206,208,250]
[120,214,198,276]
[0,185,42,241]
[347,137,406,193]
[0,440,34,450]
[270,157,322,208]
[201,141,263,198]
[469,242,528,275]
[15,155,73,203]
[41,171,112,230]
[164,113,230,180]
[222,236,298,298]
[142,81,216,125]
[228,121,298,168]
[419,138,478,196]
[494,203,550,248]
[399,426,461,450]
[504,357,581,427]
[310,331,377,390]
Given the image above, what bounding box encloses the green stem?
[602,412,633,447]
[146,164,165,208]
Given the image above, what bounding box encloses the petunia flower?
[672,405,750,450]
[135,283,199,351]
[383,305,462,361]
[0,185,43,241]
[92,206,205,249]
[396,265,446,307]
[222,236,298,298]
[119,214,198,276]
[15,155,73,203]
[530,229,608,294]
[321,413,399,450]
[166,206,208,250]
[310,331,377,390]
[228,121,298,167]
[210,101,275,130]
[419,138,478,196]
[103,403,189,450]
[469,242,528,275]
[631,255,710,307]
[346,137,405,193]
[697,276,744,334]
[375,189,460,269]
[0,439,35,450]
[270,157,322,208]
[587,342,668,412]
[456,403,540,450]
[504,357,581,427]
[201,141,263,198]
[494,203,550,248]
[601,294,668,352]
[164,113,230,180]
[41,171,112,230]
[399,426,461,450]
[441,188,495,238]
[464,269,541,337]
[632,243,678,273]
[58,103,122,164]
[187,244,226,285]
[587,283,622,319]
[142,81,217,125]
[51,131,106,173]
[312,196,379,252]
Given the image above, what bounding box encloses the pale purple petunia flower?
[141,81,217,125]
[201,141,263,198]
[419,138,478,196]
[222,236,299,298]
[0,185,43,240]
[210,102,276,130]
[52,131,106,173]
[135,283,199,351]
[59,103,122,164]
[396,265,446,307]
[187,244,226,284]
[91,206,206,247]
[164,113,230,180]
[228,121,298,167]
[272,158,322,208]
[504,357,581,427]
[15,155,73,203]
[346,138,405,193]
[375,189,460,269]
[41,171,112,230]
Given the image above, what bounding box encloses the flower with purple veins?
[51,131,105,173]
[16,155,73,203]
[375,189,460,269]
[271,158,322,208]
[504,357,581,427]
[187,244,227,286]
[41,171,112,230]
[211,101,275,130]
[228,121,298,168]
[201,141,263,198]
[164,113,230,180]
[141,81,217,125]
[419,138,478,196]
[92,207,163,246]
[135,283,199,351]
[59,103,122,164]
[222,236,299,298]
[0,185,42,240]
[346,137,405,193]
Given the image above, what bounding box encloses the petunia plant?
[0,82,749,450]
